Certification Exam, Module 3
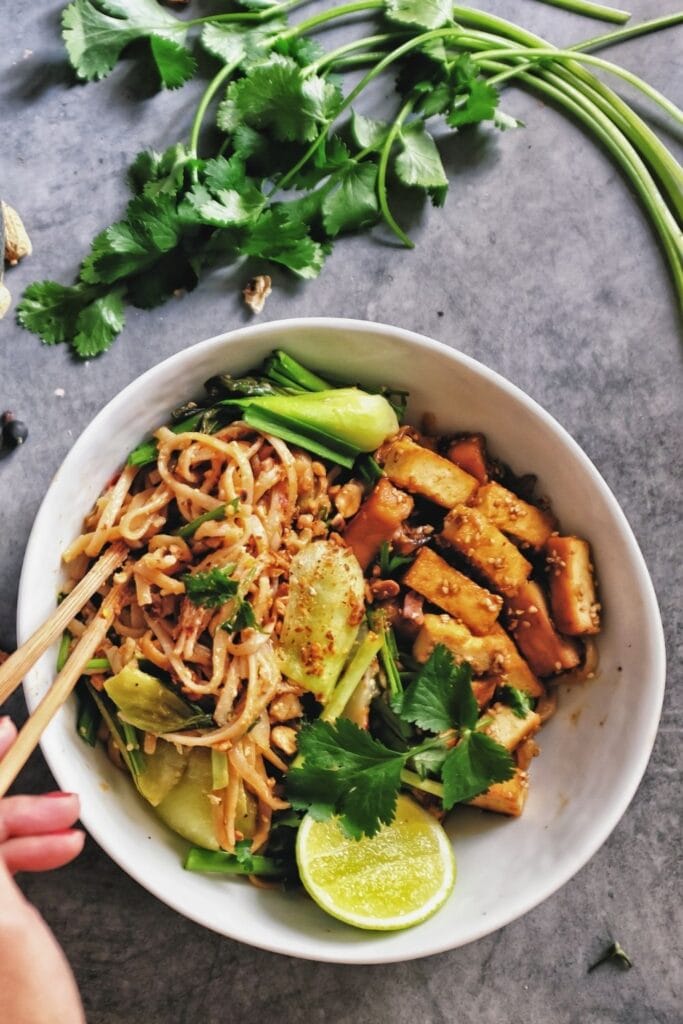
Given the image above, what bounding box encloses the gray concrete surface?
[1,1,681,1021]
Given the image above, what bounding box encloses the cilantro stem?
[283,0,384,41]
[189,61,239,161]
[531,0,630,23]
[183,0,308,29]
[477,47,683,126]
[478,57,683,303]
[305,33,399,75]
[377,97,415,248]
[570,12,683,52]
[400,767,444,798]
[457,26,683,221]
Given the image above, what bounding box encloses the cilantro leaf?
[378,541,413,577]
[16,282,90,345]
[321,163,379,238]
[223,55,341,143]
[351,112,390,151]
[80,194,183,285]
[128,145,193,199]
[149,36,197,90]
[183,567,238,609]
[200,19,284,69]
[221,597,260,634]
[447,80,499,128]
[395,123,448,191]
[181,183,264,229]
[72,289,126,357]
[241,207,326,278]
[497,686,535,719]
[441,731,515,808]
[62,0,193,86]
[385,0,452,31]
[286,719,405,839]
[396,645,477,734]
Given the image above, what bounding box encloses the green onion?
[75,680,101,747]
[56,631,71,672]
[183,847,285,876]
[176,503,228,539]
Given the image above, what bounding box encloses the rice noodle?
[67,425,326,856]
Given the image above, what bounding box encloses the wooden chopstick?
[0,541,127,707]
[0,584,126,798]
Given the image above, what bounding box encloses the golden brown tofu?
[472,676,498,709]
[445,434,489,484]
[380,436,479,508]
[343,479,413,570]
[469,769,529,817]
[413,613,507,675]
[545,536,600,635]
[506,580,581,677]
[473,481,555,549]
[482,703,541,752]
[483,625,544,697]
[442,505,532,597]
[402,547,502,636]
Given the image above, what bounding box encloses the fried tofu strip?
[482,703,540,751]
[545,536,600,635]
[442,505,532,597]
[469,769,529,817]
[413,613,507,674]
[343,478,413,570]
[473,482,555,549]
[471,676,497,709]
[380,436,479,508]
[506,580,581,677]
[484,624,544,697]
[445,434,489,484]
[403,547,502,635]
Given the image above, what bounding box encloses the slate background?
[1,1,681,1021]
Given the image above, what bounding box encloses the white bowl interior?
[18,318,665,963]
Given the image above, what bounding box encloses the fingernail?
[44,791,77,799]
[0,716,12,731]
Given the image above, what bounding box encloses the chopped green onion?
[75,680,100,747]
[85,658,111,672]
[56,631,71,672]
[183,847,285,876]
[322,628,384,722]
[176,503,227,539]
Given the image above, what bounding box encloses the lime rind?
[296,795,456,931]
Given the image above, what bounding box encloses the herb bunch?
[286,646,516,839]
[17,0,683,358]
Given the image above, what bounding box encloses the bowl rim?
[17,316,666,963]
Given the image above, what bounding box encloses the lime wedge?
[296,795,456,931]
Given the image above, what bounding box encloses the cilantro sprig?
[183,566,238,608]
[286,645,515,838]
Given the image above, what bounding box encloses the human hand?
[0,715,86,1023]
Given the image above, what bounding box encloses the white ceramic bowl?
[18,318,665,964]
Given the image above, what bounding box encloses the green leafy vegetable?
[104,666,213,733]
[183,566,238,608]
[17,3,683,356]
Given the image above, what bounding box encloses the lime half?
[296,795,456,931]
